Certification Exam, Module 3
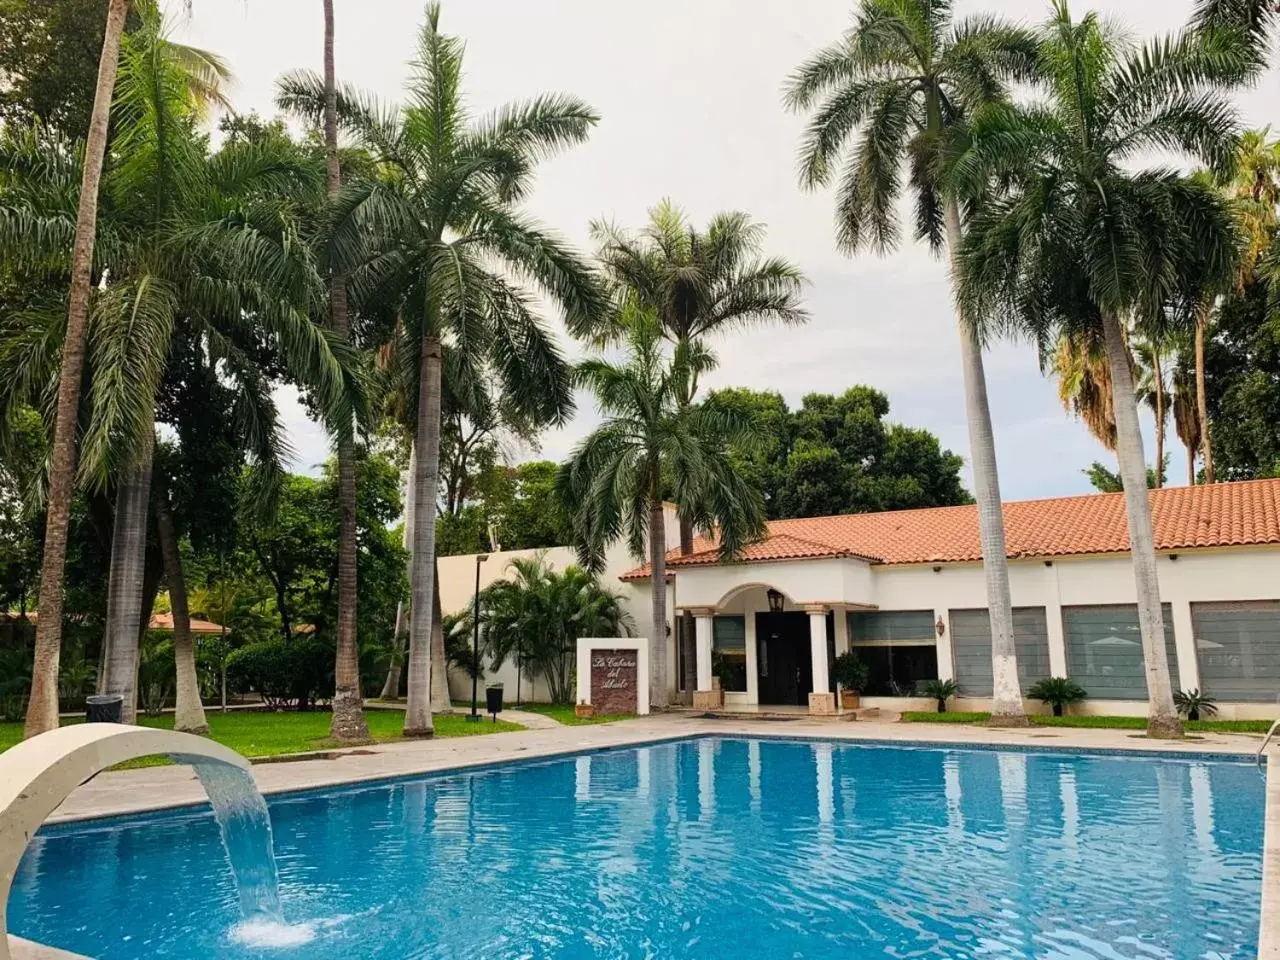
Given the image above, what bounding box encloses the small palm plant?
[1174,689,1219,722]
[919,678,959,714]
[1028,677,1087,717]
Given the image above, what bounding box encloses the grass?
[507,702,633,726]
[900,711,1275,734]
[0,708,525,765]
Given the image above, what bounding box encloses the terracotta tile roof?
[619,478,1280,580]
[0,612,227,633]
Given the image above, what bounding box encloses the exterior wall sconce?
[766,589,785,613]
[935,616,946,638]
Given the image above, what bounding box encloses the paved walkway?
[44,713,1270,824]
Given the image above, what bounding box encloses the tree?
[320,0,368,744]
[706,387,971,519]
[1051,333,1120,451]
[470,555,632,704]
[957,1,1241,738]
[592,201,805,693]
[1172,358,1203,485]
[20,0,129,737]
[559,310,766,708]
[1084,460,1162,494]
[785,0,1037,726]
[278,3,603,736]
[1133,331,1171,489]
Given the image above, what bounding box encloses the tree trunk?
[1101,310,1182,739]
[678,514,695,698]
[322,0,368,743]
[1153,353,1165,489]
[943,200,1026,726]
[102,430,155,726]
[1186,441,1196,487]
[648,483,669,710]
[404,335,443,737]
[154,474,207,734]
[24,0,130,739]
[1194,304,1214,483]
[430,555,450,712]
[382,444,416,700]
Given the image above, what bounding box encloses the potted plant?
[919,678,958,713]
[1028,677,1087,717]
[833,652,870,710]
[1173,688,1218,722]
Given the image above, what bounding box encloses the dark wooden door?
[756,612,811,706]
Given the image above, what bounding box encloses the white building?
[618,479,1280,720]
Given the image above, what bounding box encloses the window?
[713,616,748,692]
[1192,601,1280,702]
[1063,604,1179,700]
[849,610,938,696]
[949,608,1052,697]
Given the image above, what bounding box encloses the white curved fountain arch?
[0,724,257,960]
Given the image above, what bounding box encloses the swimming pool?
[9,737,1265,959]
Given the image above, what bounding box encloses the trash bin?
[485,685,504,720]
[85,694,124,723]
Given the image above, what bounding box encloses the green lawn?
[0,708,524,763]
[900,711,1274,734]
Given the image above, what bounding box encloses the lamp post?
[468,553,489,722]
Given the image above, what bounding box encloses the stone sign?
[590,649,638,715]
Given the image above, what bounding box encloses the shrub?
[226,634,334,709]
[1173,688,1218,722]
[832,652,870,693]
[1028,676,1087,717]
[918,678,958,713]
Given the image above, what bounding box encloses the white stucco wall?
[435,506,679,703]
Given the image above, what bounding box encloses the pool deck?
[13,714,1279,960]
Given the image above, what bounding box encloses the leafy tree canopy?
[705,386,972,519]
[437,460,574,556]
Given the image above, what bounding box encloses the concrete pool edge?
[1262,755,1280,960]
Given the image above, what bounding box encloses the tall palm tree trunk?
[382,444,416,700]
[1195,304,1214,483]
[648,478,669,710]
[1101,311,1182,738]
[154,474,207,734]
[1186,442,1196,486]
[324,0,368,743]
[404,334,443,736]
[944,201,1026,725]
[101,430,156,726]
[24,0,130,739]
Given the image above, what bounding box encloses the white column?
[695,611,714,692]
[934,607,955,682]
[807,606,830,693]
[1171,598,1201,692]
[833,608,851,657]
[1044,561,1068,677]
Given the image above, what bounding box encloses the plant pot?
[840,690,860,711]
[575,702,595,719]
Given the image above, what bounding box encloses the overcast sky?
[168,0,1277,501]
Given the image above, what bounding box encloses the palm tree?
[472,555,633,705]
[784,0,1037,726]
[1192,0,1278,68]
[957,1,1241,738]
[1051,333,1120,451]
[277,3,603,736]
[320,0,367,744]
[559,309,766,708]
[592,201,805,690]
[1,11,351,729]
[1132,332,1171,489]
[1173,358,1202,485]
[152,452,205,733]
[19,0,130,737]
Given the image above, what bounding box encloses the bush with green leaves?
[918,678,958,713]
[1028,677,1087,717]
[226,634,335,710]
[1173,689,1218,722]
[832,652,870,694]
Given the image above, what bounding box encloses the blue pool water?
[9,738,1265,959]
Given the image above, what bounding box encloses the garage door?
[1192,600,1280,702]
[949,608,1052,697]
[1063,604,1179,700]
